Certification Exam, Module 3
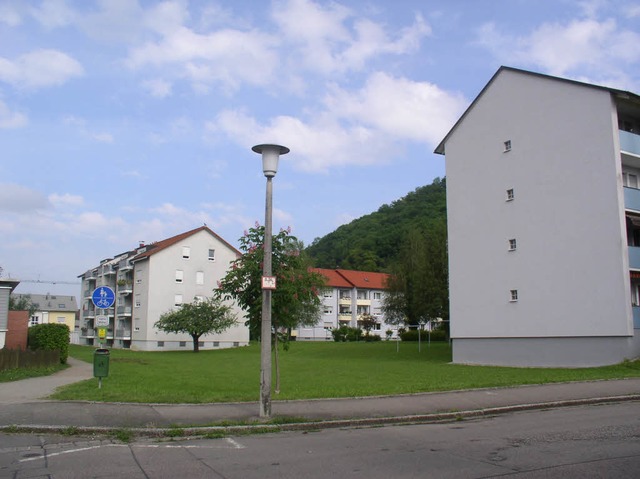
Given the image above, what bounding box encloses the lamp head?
[252,144,290,178]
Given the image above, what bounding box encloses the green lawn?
[51,342,640,403]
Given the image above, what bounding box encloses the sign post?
[91,287,115,348]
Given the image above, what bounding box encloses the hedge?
[27,323,70,364]
[399,329,448,342]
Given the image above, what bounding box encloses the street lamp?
[252,143,289,418]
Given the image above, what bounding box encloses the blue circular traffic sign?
[92,286,115,309]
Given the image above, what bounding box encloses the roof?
[0,279,20,292]
[13,293,78,312]
[131,226,240,262]
[313,268,390,290]
[434,65,640,155]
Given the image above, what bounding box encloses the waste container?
[93,348,110,378]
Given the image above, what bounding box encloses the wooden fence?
[0,349,60,372]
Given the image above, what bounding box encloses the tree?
[9,294,38,317]
[154,297,237,352]
[383,220,449,331]
[217,224,326,392]
[357,314,378,336]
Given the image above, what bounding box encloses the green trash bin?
[93,348,110,378]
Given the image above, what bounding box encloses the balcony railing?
[117,306,132,316]
[82,309,95,318]
[115,329,132,338]
[624,187,640,212]
[118,259,133,271]
[633,306,640,329]
[629,246,640,270]
[620,129,640,157]
[81,329,95,337]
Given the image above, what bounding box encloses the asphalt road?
[1,401,638,478]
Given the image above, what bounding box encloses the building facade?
[296,268,395,340]
[13,293,78,333]
[78,226,249,351]
[0,279,20,349]
[435,66,640,367]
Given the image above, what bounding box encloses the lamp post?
[252,143,289,418]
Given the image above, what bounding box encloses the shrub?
[400,329,447,342]
[331,326,363,342]
[363,334,381,342]
[28,324,70,364]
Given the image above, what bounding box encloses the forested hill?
[305,177,446,271]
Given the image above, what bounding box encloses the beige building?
[13,293,78,333]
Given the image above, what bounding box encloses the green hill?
[306,177,446,271]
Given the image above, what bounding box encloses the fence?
[0,349,60,372]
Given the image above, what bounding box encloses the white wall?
[446,69,633,341]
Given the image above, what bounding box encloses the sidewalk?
[1,358,639,434]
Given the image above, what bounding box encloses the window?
[157,341,164,347]
[174,294,183,307]
[506,188,514,201]
[198,341,204,347]
[30,316,39,326]
[134,327,140,332]
[323,289,333,298]
[57,317,66,324]
[135,295,141,308]
[623,172,638,189]
[175,270,184,283]
[323,306,333,315]
[58,304,66,308]
[213,341,220,347]
[182,246,191,259]
[179,341,186,347]
[508,239,517,251]
[504,140,512,152]
[373,292,382,300]
[208,249,215,261]
[196,271,204,285]
[510,289,518,302]
[233,341,239,347]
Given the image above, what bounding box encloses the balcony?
[629,246,640,270]
[117,306,132,317]
[624,187,640,212]
[84,269,98,280]
[81,328,95,338]
[115,329,132,339]
[118,284,133,294]
[620,130,640,157]
[118,259,133,271]
[633,306,640,329]
[82,308,95,319]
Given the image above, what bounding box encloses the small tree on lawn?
[154,297,237,352]
[217,223,325,392]
[357,314,378,337]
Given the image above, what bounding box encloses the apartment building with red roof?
[296,268,395,340]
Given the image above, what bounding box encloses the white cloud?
[126,26,280,93]
[476,17,640,85]
[272,0,430,75]
[0,184,49,212]
[209,72,466,173]
[143,78,172,98]
[29,0,76,29]
[0,49,84,89]
[48,193,84,207]
[91,132,114,143]
[0,99,27,128]
[325,72,466,145]
[0,3,21,26]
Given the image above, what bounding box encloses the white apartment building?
[79,226,249,351]
[296,268,394,340]
[435,66,640,367]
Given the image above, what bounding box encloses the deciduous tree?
[154,297,237,352]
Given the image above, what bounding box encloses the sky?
[1,0,640,300]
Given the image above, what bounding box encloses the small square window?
[198,341,204,347]
[508,239,517,251]
[506,189,514,201]
[208,249,215,261]
[157,341,165,347]
[179,341,186,347]
[134,327,140,332]
[510,289,518,302]
[233,341,239,347]
[504,140,512,152]
[213,341,220,347]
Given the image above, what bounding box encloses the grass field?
[50,341,640,404]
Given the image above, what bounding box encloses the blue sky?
[1,0,640,299]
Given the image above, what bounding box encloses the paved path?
[0,358,639,433]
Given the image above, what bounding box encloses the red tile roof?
[131,226,240,262]
[312,268,389,290]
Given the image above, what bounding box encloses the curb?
[2,394,638,439]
